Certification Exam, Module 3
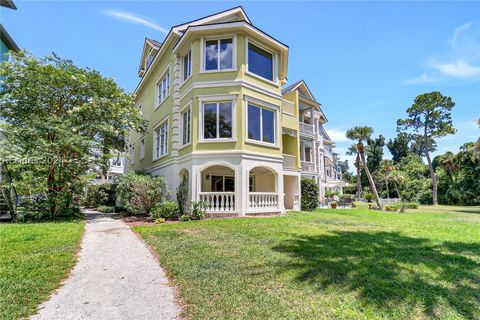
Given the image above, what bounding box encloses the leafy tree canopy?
[0,52,146,217]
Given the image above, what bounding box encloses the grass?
[0,220,84,320]
[135,206,480,320]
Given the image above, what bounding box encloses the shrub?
[154,218,165,224]
[385,202,419,212]
[97,205,115,213]
[301,178,318,211]
[180,214,191,222]
[83,183,116,208]
[325,191,339,198]
[191,200,207,220]
[151,201,179,220]
[176,181,189,217]
[117,171,170,215]
[364,193,374,203]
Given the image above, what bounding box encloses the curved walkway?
[32,210,179,320]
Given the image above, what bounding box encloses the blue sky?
[2,1,479,169]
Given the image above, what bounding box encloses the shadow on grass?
[273,231,480,319]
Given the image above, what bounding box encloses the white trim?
[245,37,279,86]
[152,116,170,161]
[171,7,251,34]
[179,79,282,101]
[244,96,280,149]
[154,64,171,110]
[198,95,237,143]
[200,35,237,73]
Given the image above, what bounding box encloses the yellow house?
[129,7,343,215]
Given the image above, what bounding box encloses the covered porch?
[196,162,284,215]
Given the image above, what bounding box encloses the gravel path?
[32,210,180,320]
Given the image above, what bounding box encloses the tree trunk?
[355,154,362,199]
[394,182,401,199]
[424,131,438,205]
[357,143,384,210]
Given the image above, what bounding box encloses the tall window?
[154,121,168,159]
[140,138,145,159]
[182,108,191,145]
[146,52,154,70]
[248,42,273,81]
[203,102,233,139]
[131,145,135,164]
[157,72,170,105]
[204,38,233,71]
[183,50,192,81]
[247,104,275,144]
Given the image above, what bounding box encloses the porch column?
[277,170,285,213]
[238,162,247,216]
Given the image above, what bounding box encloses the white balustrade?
[248,192,279,211]
[199,192,235,212]
[283,154,297,170]
[301,161,316,173]
[299,122,314,136]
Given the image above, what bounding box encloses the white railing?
[293,194,300,210]
[299,122,314,136]
[283,154,297,170]
[381,198,400,204]
[301,161,316,173]
[249,192,279,211]
[199,192,235,212]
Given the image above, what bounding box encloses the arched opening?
[199,164,236,212]
[248,166,279,212]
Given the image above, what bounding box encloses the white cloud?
[326,128,348,142]
[103,9,168,34]
[407,21,480,84]
[434,59,480,78]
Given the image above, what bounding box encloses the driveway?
[32,210,180,320]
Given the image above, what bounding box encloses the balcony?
[301,161,316,173]
[299,122,314,136]
[283,154,297,170]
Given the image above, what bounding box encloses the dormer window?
[203,38,234,71]
[247,42,274,81]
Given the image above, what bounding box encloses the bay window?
[247,104,275,144]
[204,38,233,71]
[202,101,233,140]
[247,42,274,81]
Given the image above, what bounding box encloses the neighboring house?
[0,0,19,64]
[128,7,344,216]
[90,154,125,184]
[0,0,19,220]
[282,80,345,201]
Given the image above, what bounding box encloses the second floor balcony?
[301,161,316,173]
[299,122,315,136]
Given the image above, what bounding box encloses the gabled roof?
[138,37,162,76]
[0,0,17,9]
[0,24,20,53]
[172,6,251,34]
[282,80,316,101]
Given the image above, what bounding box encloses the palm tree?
[346,144,362,199]
[389,170,404,199]
[346,126,384,210]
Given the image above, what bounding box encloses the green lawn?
[135,207,480,320]
[0,220,84,320]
